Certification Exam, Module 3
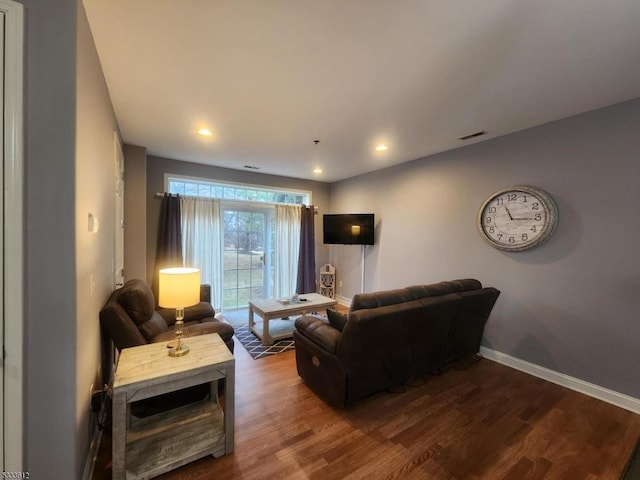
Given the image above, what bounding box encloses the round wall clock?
[477,185,558,252]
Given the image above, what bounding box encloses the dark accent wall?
[329,98,640,399]
[123,144,147,281]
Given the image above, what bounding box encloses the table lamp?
[158,267,201,357]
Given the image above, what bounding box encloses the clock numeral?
[489,227,495,234]
[530,226,537,233]
[531,202,539,210]
[496,198,504,206]
[507,194,517,201]
[521,233,528,241]
[485,216,492,224]
[509,236,515,244]
[497,234,503,241]
[488,207,496,214]
[534,213,542,221]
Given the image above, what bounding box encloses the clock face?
[477,185,558,251]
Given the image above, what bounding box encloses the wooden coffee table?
[249,293,337,346]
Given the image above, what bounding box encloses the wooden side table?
[112,333,235,480]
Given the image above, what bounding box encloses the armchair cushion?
[117,279,155,325]
[139,311,169,341]
[326,309,348,332]
[112,279,170,342]
[295,316,341,354]
[157,301,215,326]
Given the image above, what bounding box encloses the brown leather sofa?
[100,278,235,353]
[293,279,500,407]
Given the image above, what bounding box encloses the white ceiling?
[84,0,640,183]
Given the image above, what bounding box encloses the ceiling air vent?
[459,131,486,141]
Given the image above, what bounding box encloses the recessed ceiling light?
[375,144,389,151]
[313,168,323,174]
[198,128,213,136]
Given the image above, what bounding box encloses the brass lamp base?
[168,309,189,357]
[168,344,190,357]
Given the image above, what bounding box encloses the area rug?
[621,437,640,480]
[234,324,295,360]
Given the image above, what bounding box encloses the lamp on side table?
[158,267,201,357]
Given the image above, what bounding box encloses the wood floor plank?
[91,328,640,480]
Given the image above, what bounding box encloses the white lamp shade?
[158,267,201,308]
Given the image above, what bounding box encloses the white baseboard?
[336,295,351,308]
[480,346,640,415]
[82,372,113,480]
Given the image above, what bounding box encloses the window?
[166,175,310,205]
[166,174,310,309]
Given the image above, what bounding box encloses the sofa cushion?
[117,279,156,325]
[406,282,454,300]
[445,278,482,292]
[295,316,341,353]
[406,279,482,300]
[139,311,170,341]
[327,309,348,331]
[350,288,414,312]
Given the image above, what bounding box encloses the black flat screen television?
[323,213,375,245]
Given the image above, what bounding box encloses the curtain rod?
[155,192,318,212]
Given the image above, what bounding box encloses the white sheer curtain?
[273,204,302,299]
[180,196,223,311]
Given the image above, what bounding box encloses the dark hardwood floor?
[92,331,640,479]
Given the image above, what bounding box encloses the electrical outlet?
[339,281,343,289]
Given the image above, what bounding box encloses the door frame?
[1,0,24,470]
[221,204,273,309]
[113,132,124,288]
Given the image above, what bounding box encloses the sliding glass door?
[222,207,273,309]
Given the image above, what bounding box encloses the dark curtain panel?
[296,205,317,294]
[152,194,183,301]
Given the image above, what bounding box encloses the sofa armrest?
[294,315,341,354]
[99,300,148,351]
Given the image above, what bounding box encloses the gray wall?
[22,0,78,476]
[329,98,640,399]
[75,0,120,473]
[142,156,331,288]
[21,0,118,476]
